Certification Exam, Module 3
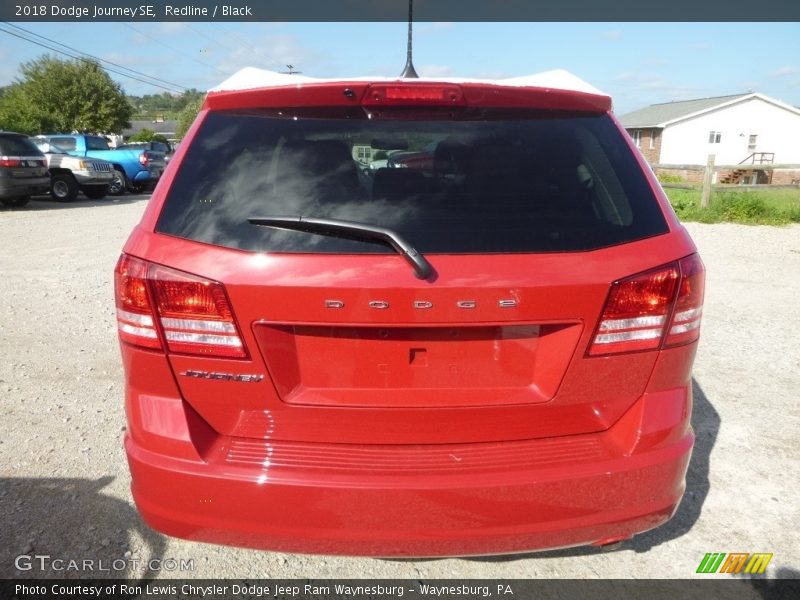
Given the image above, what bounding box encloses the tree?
[175,96,204,140]
[128,128,170,144]
[0,55,133,135]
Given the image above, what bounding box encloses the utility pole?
[400,0,419,78]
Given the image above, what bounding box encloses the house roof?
[618,94,753,128]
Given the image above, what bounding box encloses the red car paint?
[117,74,704,556]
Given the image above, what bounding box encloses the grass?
[664,187,800,225]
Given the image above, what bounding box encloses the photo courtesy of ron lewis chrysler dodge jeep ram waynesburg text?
[114,68,705,557]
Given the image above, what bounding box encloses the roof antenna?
[400,0,419,78]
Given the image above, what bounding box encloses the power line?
[123,23,229,76]
[0,21,188,92]
[4,22,188,92]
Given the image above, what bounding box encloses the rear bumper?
[125,388,693,557]
[132,168,161,183]
[0,176,50,197]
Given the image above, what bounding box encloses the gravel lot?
[1,195,799,582]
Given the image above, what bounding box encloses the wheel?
[82,185,109,200]
[1,196,30,207]
[50,172,80,202]
[109,169,128,196]
[127,181,147,194]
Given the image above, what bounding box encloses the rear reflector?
[114,254,246,358]
[589,254,704,356]
[363,84,465,106]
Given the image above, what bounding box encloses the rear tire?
[127,181,147,194]
[82,185,109,200]
[50,173,79,202]
[1,196,30,207]
[109,169,127,196]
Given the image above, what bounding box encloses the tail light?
[138,152,149,167]
[665,254,705,347]
[362,84,465,106]
[115,256,161,350]
[114,255,246,358]
[0,156,23,167]
[589,254,705,356]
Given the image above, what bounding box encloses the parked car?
[30,138,114,201]
[115,69,705,557]
[0,131,49,207]
[38,134,164,195]
[118,140,175,165]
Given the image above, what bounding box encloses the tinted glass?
[49,137,77,151]
[157,111,668,254]
[86,137,110,151]
[0,135,44,155]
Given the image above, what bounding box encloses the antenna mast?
[400,0,419,78]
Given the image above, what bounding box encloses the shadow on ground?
[0,476,167,580]
[1,194,149,212]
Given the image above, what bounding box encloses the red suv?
[115,70,704,556]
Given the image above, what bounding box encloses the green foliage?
[656,171,686,184]
[128,128,169,144]
[665,187,800,225]
[0,55,133,135]
[128,89,203,120]
[175,96,204,140]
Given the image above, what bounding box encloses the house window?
[649,130,657,150]
[631,129,641,147]
[748,134,757,152]
[708,131,722,144]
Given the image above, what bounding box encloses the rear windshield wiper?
[248,216,434,280]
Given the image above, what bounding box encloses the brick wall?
[625,128,662,163]
[771,169,800,185]
[654,168,705,183]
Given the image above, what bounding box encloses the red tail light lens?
[114,255,161,350]
[665,254,705,347]
[589,265,679,355]
[0,157,23,167]
[150,265,246,358]
[138,152,149,167]
[114,255,246,358]
[589,254,705,356]
[363,84,465,106]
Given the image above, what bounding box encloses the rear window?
[157,110,668,253]
[49,137,77,151]
[0,135,43,156]
[86,136,109,151]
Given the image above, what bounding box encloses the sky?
[0,21,799,115]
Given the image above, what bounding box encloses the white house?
[619,93,800,183]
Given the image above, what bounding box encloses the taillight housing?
[0,156,23,167]
[588,254,705,356]
[114,255,246,358]
[362,84,465,106]
[138,152,149,167]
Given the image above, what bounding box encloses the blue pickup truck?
[38,134,165,195]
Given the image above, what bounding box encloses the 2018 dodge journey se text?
[115,68,705,556]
